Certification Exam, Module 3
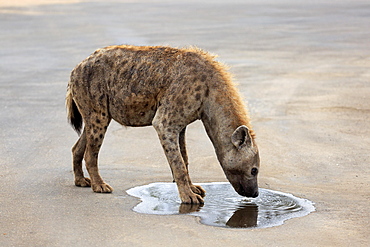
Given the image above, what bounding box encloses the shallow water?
[126,182,315,228]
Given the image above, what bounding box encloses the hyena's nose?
[237,183,259,198]
[251,190,259,198]
[243,189,259,198]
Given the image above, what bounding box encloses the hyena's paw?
[92,183,113,193]
[180,191,204,205]
[190,184,206,198]
[75,177,91,187]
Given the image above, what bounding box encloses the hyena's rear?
[67,45,260,204]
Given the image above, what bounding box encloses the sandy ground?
[0,0,80,7]
[1,0,369,246]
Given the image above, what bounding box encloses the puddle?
[126,182,315,229]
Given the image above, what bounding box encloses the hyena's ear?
[231,125,253,149]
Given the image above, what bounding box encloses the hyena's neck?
[201,83,253,163]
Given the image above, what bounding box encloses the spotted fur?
[66,45,260,204]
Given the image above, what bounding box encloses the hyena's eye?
[251,168,258,176]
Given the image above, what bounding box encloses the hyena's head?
[222,125,260,198]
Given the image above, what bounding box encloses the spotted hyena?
[66,45,260,204]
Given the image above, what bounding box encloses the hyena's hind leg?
[179,127,206,198]
[72,128,91,187]
[84,112,113,193]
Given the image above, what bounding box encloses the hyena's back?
[69,45,214,127]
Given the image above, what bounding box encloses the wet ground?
[1,0,369,246]
[126,182,315,229]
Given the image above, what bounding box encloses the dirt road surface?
[1,0,369,246]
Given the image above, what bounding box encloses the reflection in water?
[126,182,315,229]
[226,204,258,228]
[179,202,258,228]
[179,203,203,214]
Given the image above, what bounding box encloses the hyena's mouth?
[235,182,259,198]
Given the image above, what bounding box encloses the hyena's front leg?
[153,114,204,204]
[179,127,206,198]
[84,114,113,193]
[72,128,91,187]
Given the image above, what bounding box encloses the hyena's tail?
[66,86,83,135]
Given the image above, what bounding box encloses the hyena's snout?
[237,182,259,198]
[232,178,259,198]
